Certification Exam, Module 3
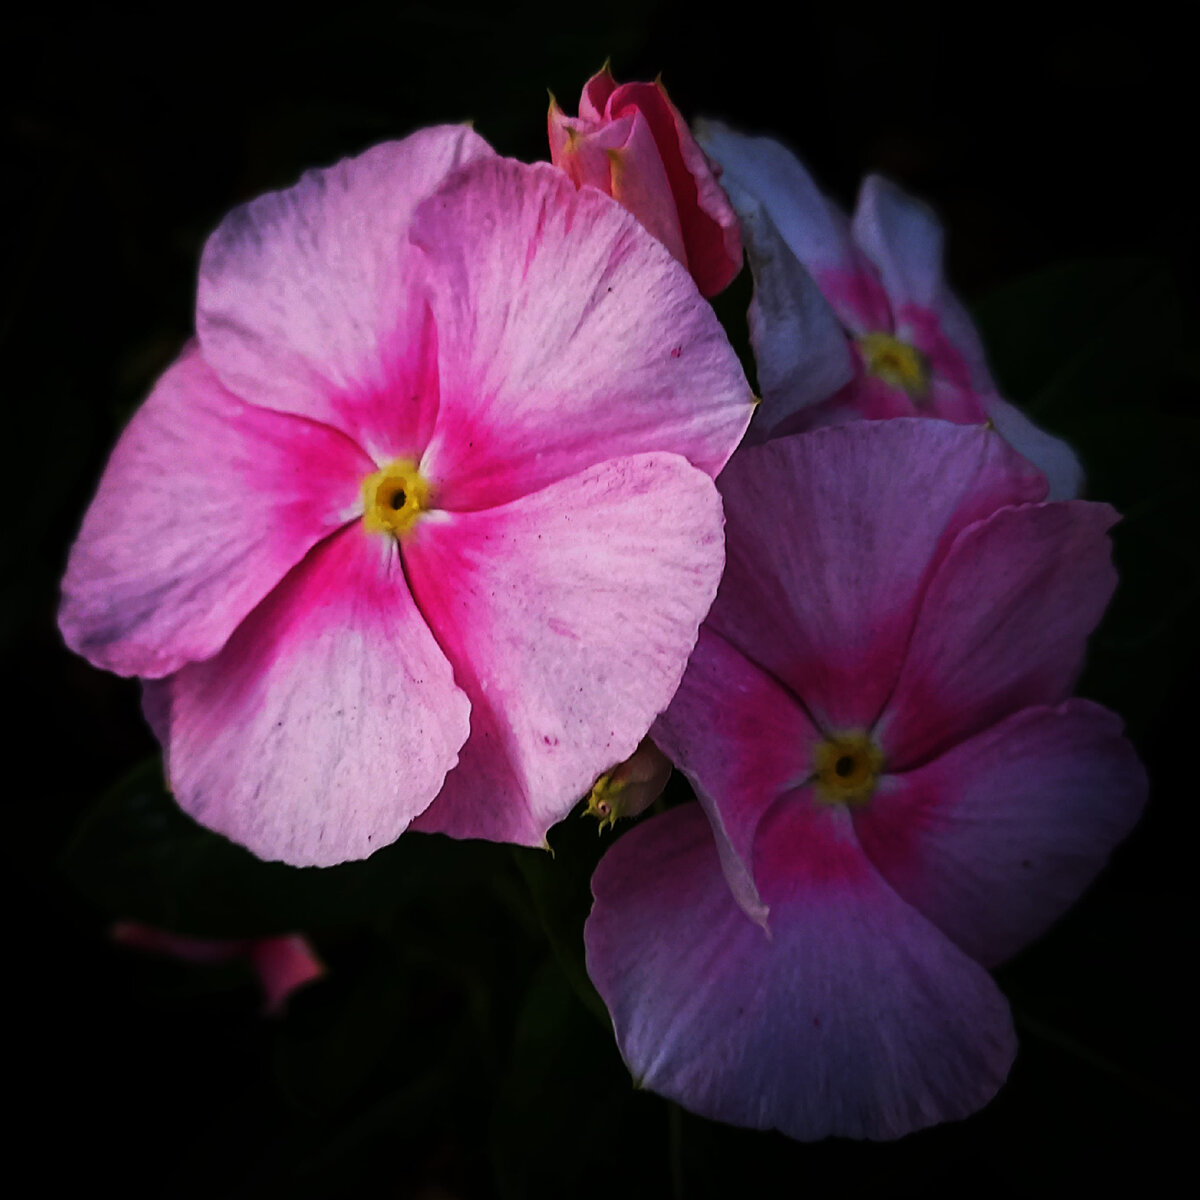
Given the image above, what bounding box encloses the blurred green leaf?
[490,958,669,1200]
[512,805,614,1025]
[60,755,518,938]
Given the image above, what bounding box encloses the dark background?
[5,5,1194,1196]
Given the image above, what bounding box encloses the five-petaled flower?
[549,65,743,298]
[585,420,1146,1141]
[696,122,1084,499]
[60,126,754,865]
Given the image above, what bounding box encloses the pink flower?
[60,127,754,865]
[696,122,1084,499]
[584,420,1146,1141]
[548,66,742,298]
[111,924,324,1014]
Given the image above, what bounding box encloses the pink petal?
[608,107,689,266]
[609,82,742,296]
[547,106,633,191]
[249,935,326,1014]
[405,454,725,845]
[708,422,1046,731]
[580,64,618,122]
[412,157,754,510]
[857,700,1146,967]
[880,501,1119,768]
[851,175,945,312]
[164,525,470,866]
[586,802,1016,1141]
[196,126,493,457]
[652,626,821,925]
[59,346,370,679]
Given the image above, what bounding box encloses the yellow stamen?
[858,333,930,399]
[361,459,431,538]
[813,731,884,807]
[584,770,624,832]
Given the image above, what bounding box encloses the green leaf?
[489,958,669,1200]
[511,804,614,1026]
[59,755,516,938]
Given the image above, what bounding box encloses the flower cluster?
[61,69,1145,1141]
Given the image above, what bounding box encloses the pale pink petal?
[652,626,820,925]
[586,802,1016,1141]
[856,700,1147,967]
[708,422,1046,731]
[406,454,725,845]
[413,157,753,509]
[880,501,1118,768]
[249,935,326,1013]
[852,175,945,312]
[164,526,470,866]
[59,346,370,679]
[196,126,493,458]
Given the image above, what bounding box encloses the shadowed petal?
[852,175,944,312]
[725,182,856,432]
[165,525,470,866]
[857,700,1147,966]
[984,393,1086,500]
[653,626,821,924]
[586,802,1016,1141]
[708,422,1046,731]
[879,501,1118,768]
[59,346,370,678]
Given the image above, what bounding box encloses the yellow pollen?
[813,732,883,807]
[858,333,930,398]
[584,771,624,832]
[361,459,431,538]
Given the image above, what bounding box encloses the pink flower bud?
[111,923,324,1014]
[548,65,742,297]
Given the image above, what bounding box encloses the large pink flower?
[60,126,754,865]
[549,66,742,298]
[585,420,1145,1141]
[696,121,1084,499]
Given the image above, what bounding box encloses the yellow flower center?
[858,333,929,398]
[813,731,884,807]
[361,459,431,538]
